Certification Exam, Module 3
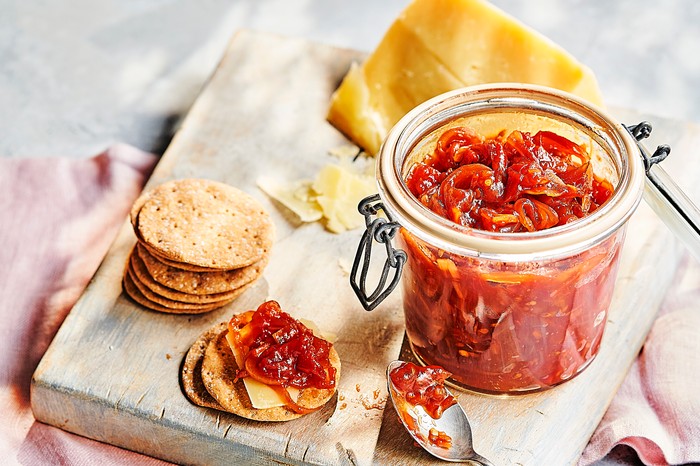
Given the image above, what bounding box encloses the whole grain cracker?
[127,262,232,311]
[201,329,340,422]
[130,250,248,304]
[130,186,153,228]
[139,243,221,272]
[136,242,267,295]
[181,322,228,410]
[123,268,233,314]
[136,179,274,269]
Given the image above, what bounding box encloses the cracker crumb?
[338,257,351,276]
[359,394,385,410]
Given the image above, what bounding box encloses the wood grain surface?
[31,30,700,466]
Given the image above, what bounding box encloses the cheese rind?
[326,63,385,158]
[327,0,604,155]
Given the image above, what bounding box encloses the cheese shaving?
[258,163,376,233]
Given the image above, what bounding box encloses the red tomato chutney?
[389,362,456,448]
[389,361,457,419]
[229,300,337,412]
[400,126,623,393]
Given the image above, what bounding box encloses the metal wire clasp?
[624,120,700,262]
[624,121,671,172]
[350,194,407,311]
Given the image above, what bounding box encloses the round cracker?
[139,242,221,272]
[201,330,340,422]
[130,186,152,228]
[130,250,249,304]
[126,262,233,311]
[136,242,267,295]
[123,268,233,314]
[181,322,228,410]
[136,179,274,270]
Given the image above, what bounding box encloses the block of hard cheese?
[327,0,604,155]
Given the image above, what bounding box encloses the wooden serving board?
[31,31,700,466]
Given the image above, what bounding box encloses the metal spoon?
[386,360,494,465]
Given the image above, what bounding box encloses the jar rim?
[376,83,645,260]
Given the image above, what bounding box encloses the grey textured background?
[3,1,696,464]
[2,0,698,161]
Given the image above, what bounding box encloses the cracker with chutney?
[182,300,341,421]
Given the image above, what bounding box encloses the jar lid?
[376,84,645,260]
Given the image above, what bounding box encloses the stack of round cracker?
[123,178,274,314]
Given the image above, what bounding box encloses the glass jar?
[375,84,645,394]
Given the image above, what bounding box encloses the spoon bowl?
[386,360,494,465]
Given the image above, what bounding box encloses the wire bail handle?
[624,121,670,172]
[350,194,407,311]
[625,121,700,262]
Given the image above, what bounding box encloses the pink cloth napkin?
[1,144,698,465]
[0,144,168,465]
[580,255,700,466]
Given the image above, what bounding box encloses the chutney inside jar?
[398,112,625,394]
